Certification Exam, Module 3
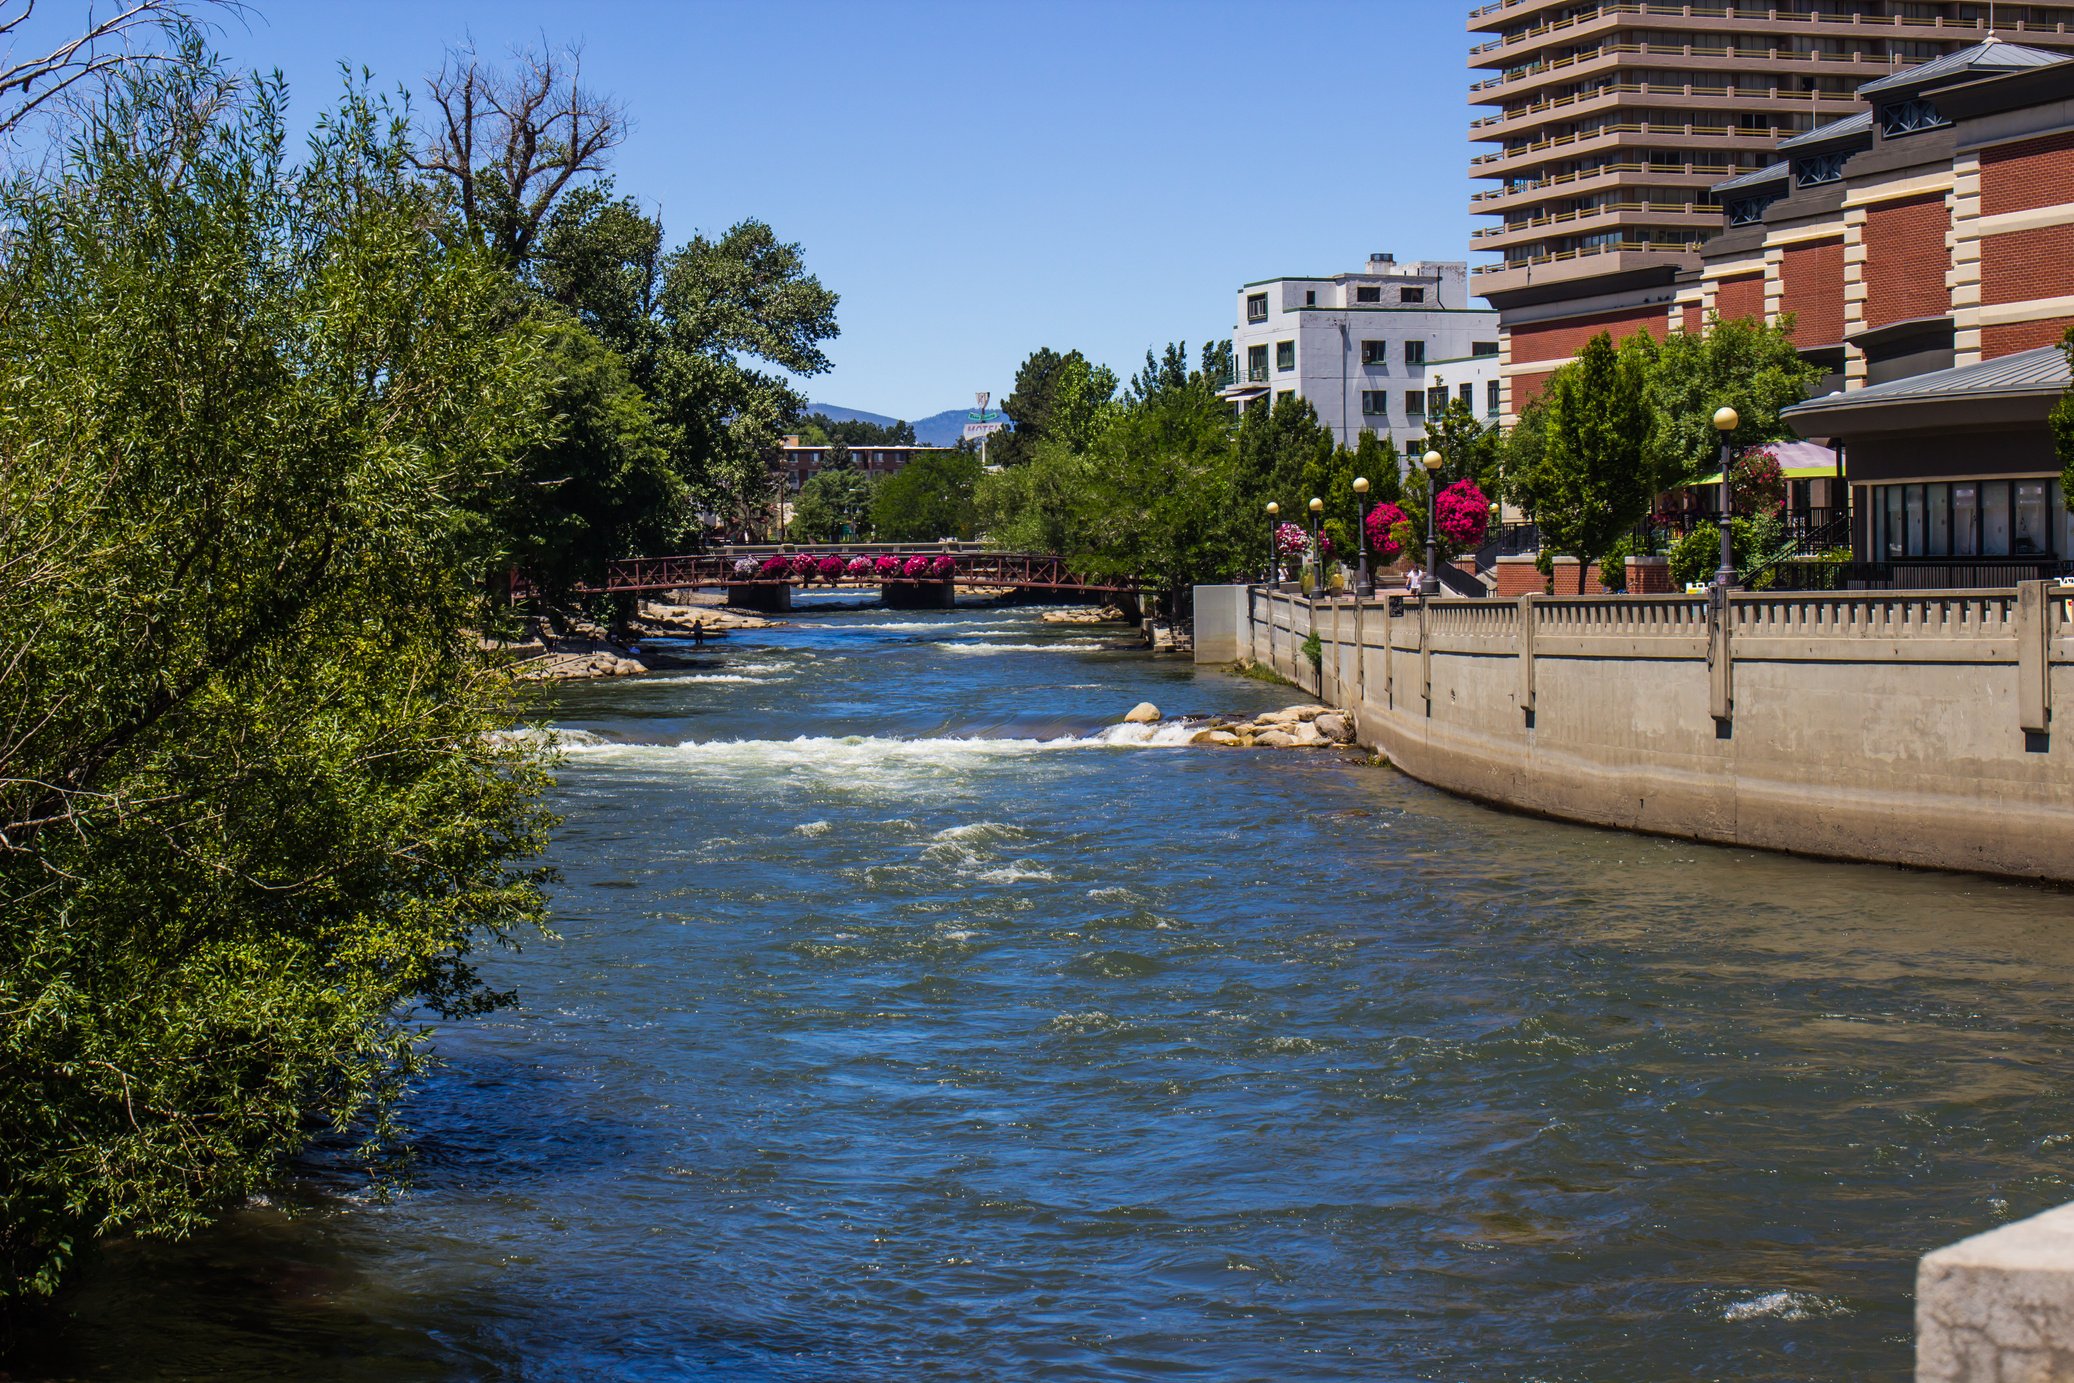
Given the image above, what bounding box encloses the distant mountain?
[807,402,1004,448]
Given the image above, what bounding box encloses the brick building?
[1701,40,2074,579]
[1467,1,2074,416]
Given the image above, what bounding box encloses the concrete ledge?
[1920,1203,2074,1382]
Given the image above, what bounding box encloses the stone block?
[1919,1202,2074,1383]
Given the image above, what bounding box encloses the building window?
[1356,286,1381,304]
[1305,290,1316,306]
[1400,286,1425,304]
[1246,293,1268,323]
[1487,379,1502,416]
[1867,479,2065,559]
[1794,152,1847,187]
[1361,389,1389,416]
[1276,340,1295,372]
[1458,382,1474,409]
[1428,385,1447,417]
[1404,339,1425,366]
[1360,339,1387,366]
[1405,390,1424,417]
[1245,343,1268,382]
[1726,193,1780,225]
[1275,389,1295,405]
[1473,340,1499,356]
[1878,97,1948,138]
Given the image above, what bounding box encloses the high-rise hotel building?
[1467,1,2074,414]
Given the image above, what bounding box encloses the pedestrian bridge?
[511,545,1142,612]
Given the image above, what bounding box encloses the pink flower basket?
[817,555,847,581]
[1364,502,1409,560]
[901,554,933,579]
[789,552,819,578]
[758,555,791,579]
[930,554,955,577]
[846,556,875,576]
[1434,480,1491,549]
[874,555,901,577]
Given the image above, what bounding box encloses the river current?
[15,598,2074,1382]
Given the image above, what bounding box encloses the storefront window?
[1983,482,2011,557]
[2015,481,2049,556]
[1926,482,1949,556]
[1883,486,1905,558]
[1952,483,1979,556]
[1904,484,1926,557]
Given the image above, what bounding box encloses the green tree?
[793,465,876,542]
[1237,393,1336,537]
[1512,331,1654,582]
[993,346,1119,465]
[1351,429,1402,507]
[873,449,982,541]
[1643,313,1823,487]
[0,59,555,1301]
[2052,327,2074,507]
[1074,342,1255,616]
[491,311,681,601]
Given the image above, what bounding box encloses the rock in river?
[1124,702,1161,724]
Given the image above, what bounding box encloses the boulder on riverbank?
[1042,605,1128,625]
[1118,701,1358,749]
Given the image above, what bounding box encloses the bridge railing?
[511,550,1142,599]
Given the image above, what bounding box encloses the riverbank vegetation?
[0,29,840,1304]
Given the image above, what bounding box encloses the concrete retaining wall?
[1195,582,2074,882]
[1920,1202,2074,1382]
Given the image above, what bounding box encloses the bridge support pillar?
[1114,591,1143,624]
[881,580,955,610]
[726,583,792,614]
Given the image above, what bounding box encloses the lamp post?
[1308,496,1324,595]
[1265,500,1280,584]
[1353,475,1371,595]
[1712,406,1739,591]
[1420,449,1443,597]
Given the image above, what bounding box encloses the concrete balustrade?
[1194,582,2074,882]
[1919,1203,2074,1382]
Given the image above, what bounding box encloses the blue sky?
[197,0,1480,420]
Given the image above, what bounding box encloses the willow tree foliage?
[0,58,556,1299]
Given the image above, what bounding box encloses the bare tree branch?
[0,0,240,139]
[413,37,626,265]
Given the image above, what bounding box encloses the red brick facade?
[1981,314,2074,358]
[1981,130,2074,216]
[1862,194,1951,329]
[1509,369,1556,409]
[1713,273,1766,323]
[1679,302,1702,335]
[1506,302,1670,364]
[1778,239,1846,346]
[1980,224,2074,307]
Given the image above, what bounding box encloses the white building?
[1223,255,1502,455]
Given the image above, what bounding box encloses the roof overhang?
[1786,386,2059,437]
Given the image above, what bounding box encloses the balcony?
[1471,238,1705,296]
[1473,119,1788,179]
[1467,4,2069,64]
[1472,80,1858,138]
[1470,159,1737,210]
[1471,201,1721,253]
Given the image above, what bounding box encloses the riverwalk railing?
[1200,581,2073,882]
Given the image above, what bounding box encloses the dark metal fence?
[1766,558,2073,591]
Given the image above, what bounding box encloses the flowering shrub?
[733,558,758,578]
[846,556,875,576]
[930,554,955,577]
[1434,479,1491,550]
[901,554,933,578]
[788,552,818,577]
[1274,522,1309,558]
[1730,448,1786,514]
[1364,502,1409,559]
[758,555,790,578]
[874,555,901,577]
[817,554,847,581]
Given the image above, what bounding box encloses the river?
[15,598,2074,1382]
